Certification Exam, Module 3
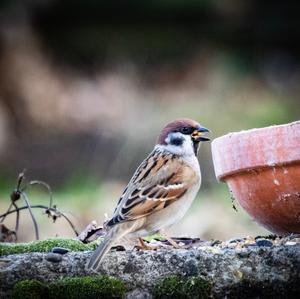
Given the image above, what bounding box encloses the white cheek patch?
[161,132,194,157]
[165,132,184,145]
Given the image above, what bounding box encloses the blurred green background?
[0,0,299,242]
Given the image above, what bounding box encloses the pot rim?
[212,120,300,181]
[216,161,300,181]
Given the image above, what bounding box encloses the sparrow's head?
[156,118,210,156]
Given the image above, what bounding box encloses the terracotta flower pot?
[211,121,300,235]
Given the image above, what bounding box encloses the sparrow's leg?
[159,230,180,248]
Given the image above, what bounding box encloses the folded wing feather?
[106,150,197,226]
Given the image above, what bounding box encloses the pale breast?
[132,167,201,236]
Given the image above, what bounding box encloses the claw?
[135,237,160,251]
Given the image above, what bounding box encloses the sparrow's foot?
[135,237,160,251]
[159,230,181,248]
[163,235,181,248]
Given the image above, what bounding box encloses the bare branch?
[12,201,20,238]
[28,180,53,208]
[0,205,79,237]
[16,170,26,191]
[21,192,39,240]
[0,202,13,223]
[0,171,79,241]
[60,212,80,236]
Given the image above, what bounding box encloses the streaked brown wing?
[106,149,198,226]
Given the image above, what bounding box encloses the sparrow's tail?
[86,224,128,271]
[87,235,114,271]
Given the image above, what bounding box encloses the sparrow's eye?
[180,127,192,134]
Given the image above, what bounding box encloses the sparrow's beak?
[191,126,210,142]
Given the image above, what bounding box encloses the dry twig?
[0,171,79,241]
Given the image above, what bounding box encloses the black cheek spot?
[170,137,184,146]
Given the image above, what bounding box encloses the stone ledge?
[0,241,299,298]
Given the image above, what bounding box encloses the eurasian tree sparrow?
[87,118,210,271]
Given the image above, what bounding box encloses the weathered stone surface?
[0,244,299,298]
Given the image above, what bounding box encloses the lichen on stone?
[12,276,126,299]
[153,275,212,299]
[0,238,96,256]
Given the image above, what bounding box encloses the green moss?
[154,275,181,298]
[153,275,212,299]
[183,277,212,299]
[12,276,126,299]
[50,276,125,299]
[12,280,49,299]
[0,238,97,256]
